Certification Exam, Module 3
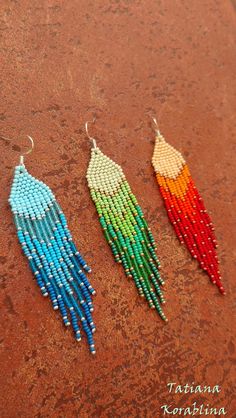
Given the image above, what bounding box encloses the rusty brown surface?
[0,1,236,417]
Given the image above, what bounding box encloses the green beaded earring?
[85,119,167,321]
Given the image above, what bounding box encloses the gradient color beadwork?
[152,132,225,294]
[9,164,96,353]
[87,147,167,321]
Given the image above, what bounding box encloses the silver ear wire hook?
[0,134,34,165]
[85,118,97,149]
[151,116,161,136]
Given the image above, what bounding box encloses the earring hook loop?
[151,116,161,136]
[0,134,34,165]
[85,118,97,149]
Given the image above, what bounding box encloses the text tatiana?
[161,383,226,416]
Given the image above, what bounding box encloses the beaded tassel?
[152,132,225,295]
[9,164,96,353]
[87,146,167,321]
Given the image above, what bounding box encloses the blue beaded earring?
[2,134,96,354]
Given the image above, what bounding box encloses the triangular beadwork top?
[152,133,225,295]
[9,164,96,353]
[152,134,185,179]
[9,165,55,216]
[87,148,125,194]
[87,147,167,321]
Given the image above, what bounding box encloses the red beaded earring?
[151,117,225,295]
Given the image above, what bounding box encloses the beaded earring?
[85,120,167,321]
[150,118,225,295]
[2,134,96,353]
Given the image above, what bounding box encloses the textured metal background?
[0,1,236,417]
